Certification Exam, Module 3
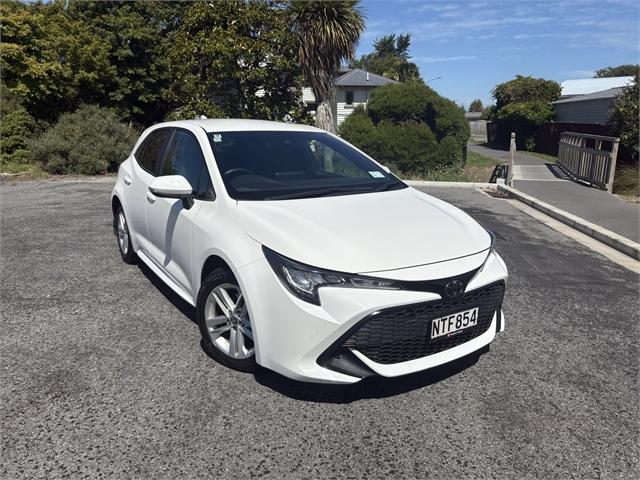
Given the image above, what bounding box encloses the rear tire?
[197,268,256,372]
[115,206,137,264]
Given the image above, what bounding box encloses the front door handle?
[146,191,155,204]
[123,175,132,186]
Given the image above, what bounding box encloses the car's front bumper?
[237,251,508,384]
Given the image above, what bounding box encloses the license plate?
[430,307,479,339]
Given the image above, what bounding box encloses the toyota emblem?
[444,280,465,298]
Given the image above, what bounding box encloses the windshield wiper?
[374,180,405,191]
[265,187,373,200]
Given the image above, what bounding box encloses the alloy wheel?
[204,283,254,359]
[117,211,129,255]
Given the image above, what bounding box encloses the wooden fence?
[557,132,620,192]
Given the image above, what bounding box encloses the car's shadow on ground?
[254,347,488,403]
[138,262,488,402]
[137,263,196,324]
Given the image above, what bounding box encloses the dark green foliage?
[29,105,138,175]
[609,73,639,163]
[0,0,183,125]
[0,84,38,166]
[339,82,468,176]
[68,1,185,125]
[168,0,306,122]
[468,99,484,112]
[595,64,639,78]
[353,34,421,82]
[489,76,560,150]
[491,75,561,110]
[368,82,469,145]
[0,1,114,122]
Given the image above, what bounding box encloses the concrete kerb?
[404,179,640,261]
[405,180,497,189]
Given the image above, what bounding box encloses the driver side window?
[160,130,215,200]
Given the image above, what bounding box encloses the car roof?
[155,119,324,134]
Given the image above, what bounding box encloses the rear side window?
[160,129,214,200]
[135,129,172,174]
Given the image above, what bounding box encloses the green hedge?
[29,105,138,175]
[339,82,468,176]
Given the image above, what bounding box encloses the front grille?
[341,282,505,364]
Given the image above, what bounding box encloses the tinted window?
[161,130,214,200]
[136,129,171,174]
[208,131,405,201]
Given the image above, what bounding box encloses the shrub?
[337,106,379,154]
[0,85,38,167]
[339,82,469,177]
[608,73,639,164]
[373,121,438,174]
[29,105,138,175]
[367,81,469,146]
[493,100,555,151]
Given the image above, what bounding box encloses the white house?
[303,68,398,129]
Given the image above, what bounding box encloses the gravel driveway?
[1,178,638,479]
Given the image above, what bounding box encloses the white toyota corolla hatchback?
[111,119,507,384]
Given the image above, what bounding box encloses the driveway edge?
[498,184,640,260]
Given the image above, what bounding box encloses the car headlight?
[262,246,401,305]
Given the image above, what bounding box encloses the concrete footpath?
[469,143,640,242]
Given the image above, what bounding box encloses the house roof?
[465,112,483,120]
[335,68,399,87]
[553,87,622,104]
[560,77,632,96]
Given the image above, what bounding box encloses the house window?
[345,90,354,105]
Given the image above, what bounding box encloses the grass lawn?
[463,150,503,182]
[613,165,639,200]
[0,161,47,177]
[402,150,502,183]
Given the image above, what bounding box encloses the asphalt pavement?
[1,178,638,479]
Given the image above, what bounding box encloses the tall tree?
[488,75,561,151]
[594,64,639,78]
[290,0,365,132]
[468,99,484,113]
[168,0,305,121]
[0,0,114,121]
[68,0,185,125]
[353,34,421,82]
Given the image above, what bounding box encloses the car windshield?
[208,131,406,200]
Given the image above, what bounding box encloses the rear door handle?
[146,191,155,204]
[124,175,132,185]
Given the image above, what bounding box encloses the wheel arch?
[201,255,234,286]
[111,194,122,218]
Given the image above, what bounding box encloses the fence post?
[508,132,516,186]
[607,138,620,193]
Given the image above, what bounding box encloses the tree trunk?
[315,97,335,134]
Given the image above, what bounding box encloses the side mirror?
[381,165,391,173]
[149,175,194,209]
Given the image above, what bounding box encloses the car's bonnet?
[236,187,491,274]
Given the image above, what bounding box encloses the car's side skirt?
[136,249,196,306]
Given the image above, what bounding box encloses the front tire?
[197,268,256,372]
[115,206,137,264]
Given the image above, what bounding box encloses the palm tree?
[290,0,365,133]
